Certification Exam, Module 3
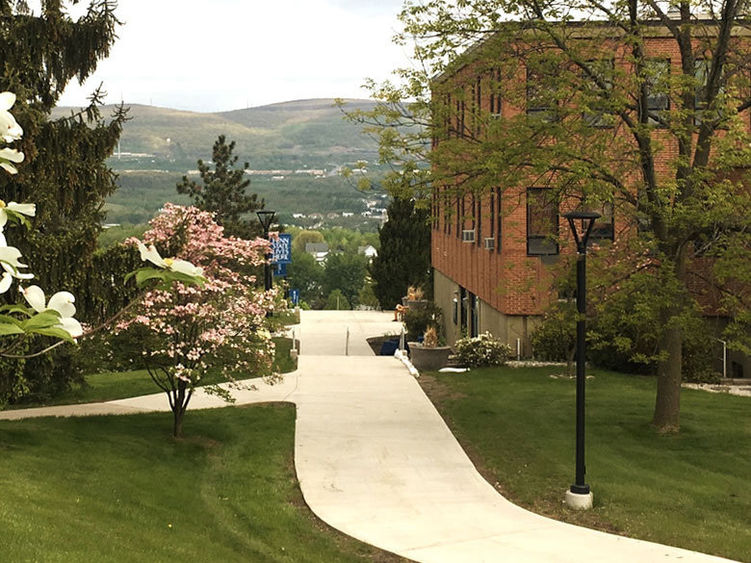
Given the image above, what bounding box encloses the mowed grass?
[420,367,751,562]
[0,405,398,562]
[9,337,298,409]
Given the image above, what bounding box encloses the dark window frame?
[526,187,559,256]
[495,186,502,254]
[583,58,616,128]
[645,58,670,126]
[589,202,615,242]
[526,65,558,122]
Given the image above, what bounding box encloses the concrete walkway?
[0,310,735,562]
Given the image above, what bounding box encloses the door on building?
[470,293,479,337]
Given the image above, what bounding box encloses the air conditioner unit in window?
[484,237,495,250]
[461,229,476,243]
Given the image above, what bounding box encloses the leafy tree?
[322,252,368,308]
[358,279,380,309]
[0,0,129,401]
[286,250,324,306]
[355,1,751,432]
[369,197,431,309]
[292,229,325,255]
[325,289,350,310]
[176,134,264,239]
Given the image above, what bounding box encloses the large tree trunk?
[652,251,687,433]
[652,322,683,432]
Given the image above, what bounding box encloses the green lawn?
[8,337,298,409]
[0,405,399,562]
[419,367,751,562]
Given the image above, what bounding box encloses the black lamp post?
[563,209,600,509]
[257,210,276,292]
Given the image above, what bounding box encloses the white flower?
[0,92,23,143]
[137,241,167,268]
[137,240,203,277]
[0,148,24,174]
[0,199,35,229]
[21,285,83,338]
[0,244,31,274]
[165,258,203,277]
[0,235,33,286]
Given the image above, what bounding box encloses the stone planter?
[402,298,429,310]
[408,342,452,371]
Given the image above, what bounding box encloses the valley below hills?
[52,98,389,229]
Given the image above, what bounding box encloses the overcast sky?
[57,0,410,113]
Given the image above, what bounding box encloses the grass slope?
[420,367,751,562]
[0,405,399,561]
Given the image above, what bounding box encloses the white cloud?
[57,0,409,112]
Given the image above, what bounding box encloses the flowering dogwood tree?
[118,204,278,437]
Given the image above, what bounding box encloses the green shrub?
[530,304,576,362]
[403,301,443,341]
[454,332,512,367]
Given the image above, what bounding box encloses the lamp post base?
[565,489,593,510]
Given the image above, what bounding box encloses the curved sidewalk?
[0,310,736,562]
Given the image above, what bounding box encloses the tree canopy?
[353,0,751,432]
[369,197,431,309]
[176,134,264,239]
[0,0,128,402]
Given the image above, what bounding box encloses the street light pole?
[563,210,599,510]
[256,210,276,292]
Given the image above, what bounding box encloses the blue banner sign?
[271,233,292,264]
[289,289,300,305]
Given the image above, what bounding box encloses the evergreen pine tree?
[0,0,128,401]
[176,135,264,239]
[370,197,431,309]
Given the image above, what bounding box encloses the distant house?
[305,242,329,263]
[357,245,378,259]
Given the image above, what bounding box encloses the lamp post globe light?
[562,209,600,510]
[256,210,276,292]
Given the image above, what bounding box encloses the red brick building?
[429,22,751,373]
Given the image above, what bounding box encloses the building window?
[444,188,451,234]
[583,59,615,128]
[527,64,557,122]
[527,188,559,256]
[474,77,482,137]
[590,202,614,241]
[495,186,502,253]
[456,98,466,138]
[694,59,708,114]
[645,58,670,125]
[489,190,495,239]
[475,194,482,247]
[490,68,502,117]
[694,59,726,126]
[445,93,453,138]
[456,195,461,238]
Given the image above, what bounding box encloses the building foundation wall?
[434,268,539,357]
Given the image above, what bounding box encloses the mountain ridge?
[51,98,379,169]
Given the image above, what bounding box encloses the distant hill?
[50,99,387,227]
[52,98,379,169]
